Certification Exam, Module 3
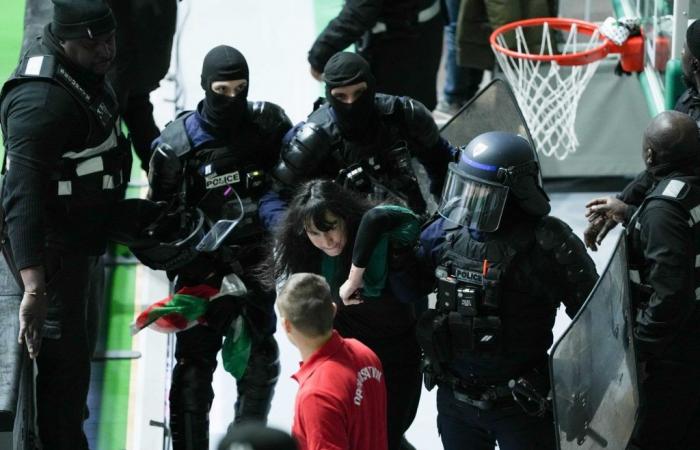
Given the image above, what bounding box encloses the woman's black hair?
[268,179,372,285]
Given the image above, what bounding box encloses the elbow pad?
[536,216,598,286]
[272,122,331,187]
[148,143,183,201]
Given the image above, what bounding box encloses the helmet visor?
[437,163,508,232]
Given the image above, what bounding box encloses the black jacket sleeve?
[535,216,599,318]
[635,199,696,359]
[1,82,75,270]
[400,97,455,196]
[352,206,415,267]
[617,169,654,224]
[308,0,384,72]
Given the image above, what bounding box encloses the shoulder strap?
[159,112,195,157]
[643,178,700,226]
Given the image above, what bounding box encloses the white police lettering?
[354,366,382,406]
[454,267,482,284]
[205,171,240,189]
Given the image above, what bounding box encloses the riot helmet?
[438,131,550,232]
[130,207,207,271]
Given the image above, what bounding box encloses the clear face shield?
[437,162,509,232]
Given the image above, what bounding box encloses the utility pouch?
[473,316,502,352]
[417,309,453,364]
[436,276,458,311]
[456,285,480,317]
[481,268,502,310]
[448,311,474,355]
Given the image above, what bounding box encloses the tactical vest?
[426,220,558,359]
[0,49,131,210]
[159,112,266,242]
[320,109,427,214]
[627,177,700,306]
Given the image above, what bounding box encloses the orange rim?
[490,17,619,66]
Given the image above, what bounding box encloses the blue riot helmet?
[437,131,550,232]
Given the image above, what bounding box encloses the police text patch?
[205,171,240,189]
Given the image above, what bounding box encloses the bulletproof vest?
[0,45,131,210]
[312,102,427,214]
[430,220,557,357]
[627,177,700,307]
[158,110,268,242]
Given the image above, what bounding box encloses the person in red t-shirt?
[277,273,388,450]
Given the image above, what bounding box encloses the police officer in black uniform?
[590,111,700,449]
[0,1,130,448]
[146,45,292,450]
[417,132,598,450]
[264,51,454,225]
[308,0,443,110]
[585,20,700,249]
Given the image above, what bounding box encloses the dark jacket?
[419,212,597,381]
[1,25,125,269]
[627,171,700,362]
[308,0,437,72]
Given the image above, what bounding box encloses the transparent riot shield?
[439,78,536,151]
[550,235,639,450]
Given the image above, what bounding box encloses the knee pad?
[170,411,209,450]
[170,357,217,413]
[234,335,281,423]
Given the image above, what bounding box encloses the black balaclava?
[323,52,376,140]
[200,45,249,132]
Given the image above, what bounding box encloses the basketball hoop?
[490,17,642,160]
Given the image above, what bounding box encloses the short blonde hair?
[277,273,335,338]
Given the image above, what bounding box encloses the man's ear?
[281,317,292,334]
[331,302,337,318]
[645,148,654,165]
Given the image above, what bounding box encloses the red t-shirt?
[292,330,388,450]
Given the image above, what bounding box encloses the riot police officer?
[147,45,292,450]
[594,111,700,449]
[0,1,130,448]
[417,132,598,450]
[266,51,454,223]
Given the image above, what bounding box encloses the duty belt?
[370,0,441,34]
[438,373,513,410]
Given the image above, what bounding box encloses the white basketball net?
[493,22,604,160]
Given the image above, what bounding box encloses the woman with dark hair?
[271,179,423,450]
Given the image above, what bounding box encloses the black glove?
[148,143,183,201]
[204,294,247,334]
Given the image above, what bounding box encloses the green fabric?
[322,205,419,299]
[222,317,252,380]
[665,59,684,111]
[145,293,208,325]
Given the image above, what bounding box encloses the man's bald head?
[643,110,699,167]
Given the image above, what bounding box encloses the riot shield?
[550,236,639,450]
[439,78,536,152]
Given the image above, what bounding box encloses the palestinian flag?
[131,284,219,334]
[131,283,252,380]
